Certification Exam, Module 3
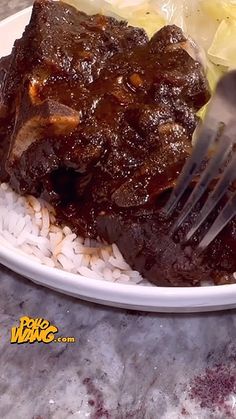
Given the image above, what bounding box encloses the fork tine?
[163,125,216,216]
[197,191,236,251]
[164,72,236,218]
[172,133,233,232]
[186,152,236,240]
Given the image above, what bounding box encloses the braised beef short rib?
[0,0,235,286]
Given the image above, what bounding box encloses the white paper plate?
[0,6,236,312]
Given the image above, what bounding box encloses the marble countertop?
[0,2,236,418]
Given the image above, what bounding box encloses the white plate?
[0,7,236,313]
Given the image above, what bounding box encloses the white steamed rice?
[0,182,147,285]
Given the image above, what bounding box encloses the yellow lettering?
[40,319,50,330]
[28,319,34,329]
[23,329,32,342]
[19,316,31,328]
[11,327,30,343]
[32,318,47,329]
[29,328,42,343]
[54,336,76,343]
[67,337,76,343]
[11,327,22,343]
[41,326,58,343]
[33,318,41,327]
[11,318,61,344]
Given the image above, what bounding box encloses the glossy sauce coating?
[0,0,235,286]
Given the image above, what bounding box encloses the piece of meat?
[2,0,148,108]
[4,1,235,288]
[7,93,80,166]
[111,123,192,208]
[0,56,11,118]
[0,56,13,181]
[9,123,108,197]
[97,193,236,287]
[1,2,208,199]
[1,0,149,189]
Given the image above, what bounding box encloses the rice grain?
[0,183,147,285]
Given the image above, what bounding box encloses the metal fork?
[164,69,236,252]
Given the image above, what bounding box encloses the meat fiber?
[2,1,234,286]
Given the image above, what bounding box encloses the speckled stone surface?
[0,2,236,419]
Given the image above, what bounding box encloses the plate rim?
[0,5,236,312]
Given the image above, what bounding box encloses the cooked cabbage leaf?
[201,0,236,20]
[208,19,236,69]
[197,61,223,119]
